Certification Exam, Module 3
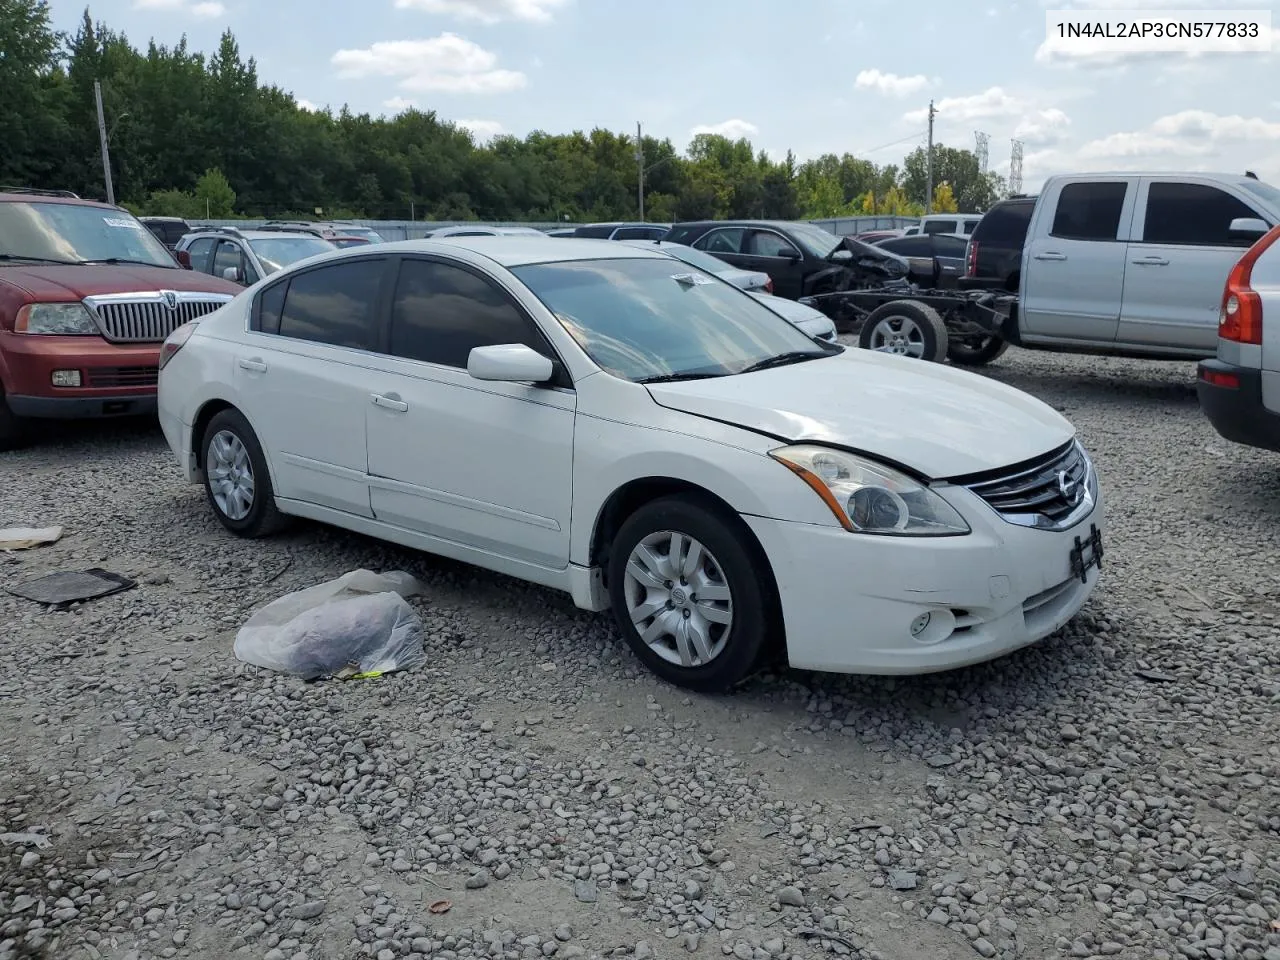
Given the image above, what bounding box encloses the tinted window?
[963,219,981,232]
[933,234,969,256]
[573,226,615,239]
[694,228,745,254]
[164,222,189,244]
[278,259,384,350]
[972,201,1035,244]
[879,236,932,256]
[746,231,800,257]
[1051,181,1127,241]
[511,258,827,383]
[1142,182,1262,247]
[256,281,287,335]
[212,241,242,280]
[612,227,651,240]
[185,237,216,273]
[389,259,544,368]
[664,225,699,244]
[922,219,958,235]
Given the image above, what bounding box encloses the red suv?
[0,189,241,449]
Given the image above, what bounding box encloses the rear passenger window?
[1051,182,1127,241]
[1142,182,1262,247]
[933,235,969,256]
[256,281,287,335]
[694,228,745,254]
[964,220,981,233]
[973,202,1034,243]
[277,259,384,350]
[922,220,957,235]
[389,258,548,369]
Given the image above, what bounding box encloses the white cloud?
[854,68,930,97]
[690,119,759,139]
[382,96,417,113]
[133,0,224,16]
[393,0,569,23]
[904,87,1023,124]
[296,98,318,111]
[1014,107,1071,147]
[457,118,504,140]
[331,34,526,94]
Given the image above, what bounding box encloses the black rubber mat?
[7,568,137,605]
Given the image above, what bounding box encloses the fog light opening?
[908,608,957,646]
[51,369,82,388]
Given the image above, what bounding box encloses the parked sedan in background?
[873,233,969,288]
[621,239,773,293]
[157,236,1103,692]
[663,220,909,299]
[427,225,548,238]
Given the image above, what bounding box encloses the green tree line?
[1,0,1007,223]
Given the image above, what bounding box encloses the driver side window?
[746,231,800,258]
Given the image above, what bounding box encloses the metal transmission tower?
[974,131,990,173]
[1009,139,1024,194]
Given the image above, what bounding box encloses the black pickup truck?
[958,196,1035,293]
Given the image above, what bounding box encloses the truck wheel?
[947,335,1010,366]
[0,391,30,452]
[858,301,949,363]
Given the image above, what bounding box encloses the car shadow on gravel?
[2,415,163,458]
[978,358,1200,409]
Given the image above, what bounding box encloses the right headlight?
[15,302,99,335]
[770,444,970,536]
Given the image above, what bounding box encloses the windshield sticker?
[102,217,144,229]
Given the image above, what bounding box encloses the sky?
[46,0,1280,192]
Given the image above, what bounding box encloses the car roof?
[374,236,670,267]
[188,229,322,241]
[0,192,118,209]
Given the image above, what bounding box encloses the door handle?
[1131,256,1170,266]
[1033,252,1067,261]
[370,393,408,413]
[237,358,267,372]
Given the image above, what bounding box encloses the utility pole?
[925,99,936,215]
[636,121,645,221]
[94,80,115,206]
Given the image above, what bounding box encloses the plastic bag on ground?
[233,569,428,680]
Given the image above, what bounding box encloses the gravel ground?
[1,348,1279,960]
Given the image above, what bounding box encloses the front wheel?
[947,335,1010,366]
[858,301,949,363]
[607,495,776,692]
[200,408,288,538]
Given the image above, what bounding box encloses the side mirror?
[775,247,801,260]
[175,250,192,269]
[467,343,555,384]
[1229,217,1270,242]
[221,265,242,283]
[829,249,853,263]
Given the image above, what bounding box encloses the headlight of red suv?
[15,303,99,335]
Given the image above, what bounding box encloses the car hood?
[749,293,835,337]
[645,350,1074,478]
[0,264,241,301]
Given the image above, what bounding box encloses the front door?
[738,229,807,299]
[232,256,392,518]
[1119,179,1272,351]
[364,255,576,571]
[1021,177,1138,342]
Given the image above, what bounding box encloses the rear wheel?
[947,335,1010,366]
[607,495,776,692]
[858,301,949,363]
[200,408,287,538]
[0,391,29,452]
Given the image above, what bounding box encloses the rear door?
[931,234,969,284]
[738,229,807,298]
[876,236,936,285]
[1119,179,1272,351]
[232,256,392,518]
[1021,177,1137,342]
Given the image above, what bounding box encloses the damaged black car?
[660,220,912,300]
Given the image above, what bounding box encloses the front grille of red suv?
[82,292,234,343]
[85,366,159,388]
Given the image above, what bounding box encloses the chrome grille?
[959,441,1092,530]
[84,292,232,343]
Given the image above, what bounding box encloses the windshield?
[511,257,828,382]
[0,201,177,266]
[340,226,383,242]
[248,236,336,274]
[654,243,736,276]
[785,222,842,258]
[1239,178,1280,216]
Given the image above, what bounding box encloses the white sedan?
[157,237,1105,692]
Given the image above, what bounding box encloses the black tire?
[607,494,777,693]
[947,335,1010,366]
[200,408,288,538]
[858,300,950,363]
[0,390,29,452]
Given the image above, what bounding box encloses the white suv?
[175,228,336,286]
[904,214,985,238]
